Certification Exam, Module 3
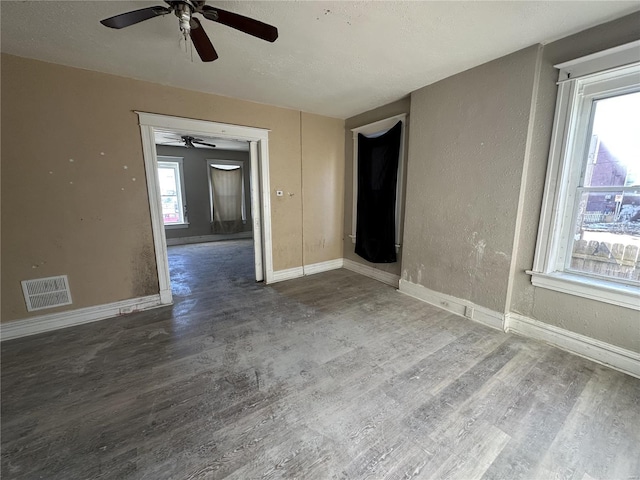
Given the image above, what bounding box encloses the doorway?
[137,112,274,306]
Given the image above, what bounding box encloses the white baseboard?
[398,279,505,331]
[397,280,639,377]
[1,294,163,341]
[505,312,640,379]
[274,258,393,284]
[303,258,344,276]
[166,232,252,246]
[343,259,400,288]
[270,266,304,283]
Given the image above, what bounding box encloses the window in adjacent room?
[157,156,188,227]
[207,160,247,234]
[530,41,640,310]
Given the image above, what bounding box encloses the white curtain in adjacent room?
[210,166,243,233]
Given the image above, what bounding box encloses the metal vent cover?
[21,275,72,312]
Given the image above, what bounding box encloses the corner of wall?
[503,43,547,316]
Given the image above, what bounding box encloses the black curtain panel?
[355,121,402,263]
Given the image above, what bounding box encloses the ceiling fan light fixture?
[175,3,192,39]
[100,1,278,62]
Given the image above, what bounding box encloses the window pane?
[158,166,178,196]
[583,92,640,188]
[157,164,184,225]
[569,189,640,281]
[162,195,181,224]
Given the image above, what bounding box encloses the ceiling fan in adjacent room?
[100,0,278,62]
[180,135,216,148]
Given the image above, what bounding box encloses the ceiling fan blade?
[202,6,278,42]
[189,18,218,62]
[100,6,171,29]
[193,140,217,148]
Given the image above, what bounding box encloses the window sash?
[547,65,640,276]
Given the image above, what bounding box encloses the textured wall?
[403,46,539,312]
[508,13,640,353]
[155,145,250,239]
[301,112,345,266]
[1,54,341,322]
[343,98,411,276]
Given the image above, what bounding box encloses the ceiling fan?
[100,1,278,62]
[181,135,216,148]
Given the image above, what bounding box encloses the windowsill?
[164,223,189,230]
[527,270,640,311]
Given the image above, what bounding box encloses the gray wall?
[401,11,640,352]
[156,145,251,239]
[343,97,411,276]
[403,46,540,313]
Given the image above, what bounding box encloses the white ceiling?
[2,1,638,119]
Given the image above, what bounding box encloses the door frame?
[137,112,274,305]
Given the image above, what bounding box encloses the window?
[207,159,248,234]
[157,156,188,227]
[350,114,407,250]
[530,41,640,310]
[207,160,247,223]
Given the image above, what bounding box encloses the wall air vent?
[21,275,72,312]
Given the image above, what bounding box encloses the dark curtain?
[355,121,402,263]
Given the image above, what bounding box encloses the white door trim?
[249,141,264,282]
[137,112,273,303]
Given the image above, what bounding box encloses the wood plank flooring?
[2,240,639,480]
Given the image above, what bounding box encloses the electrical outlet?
[464,306,474,318]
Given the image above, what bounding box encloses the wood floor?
[2,240,639,480]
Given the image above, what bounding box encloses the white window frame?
[207,159,247,223]
[350,113,407,251]
[157,156,189,229]
[529,40,640,311]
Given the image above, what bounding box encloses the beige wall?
[401,12,640,352]
[1,54,343,322]
[403,46,540,312]
[343,98,411,276]
[301,112,345,266]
